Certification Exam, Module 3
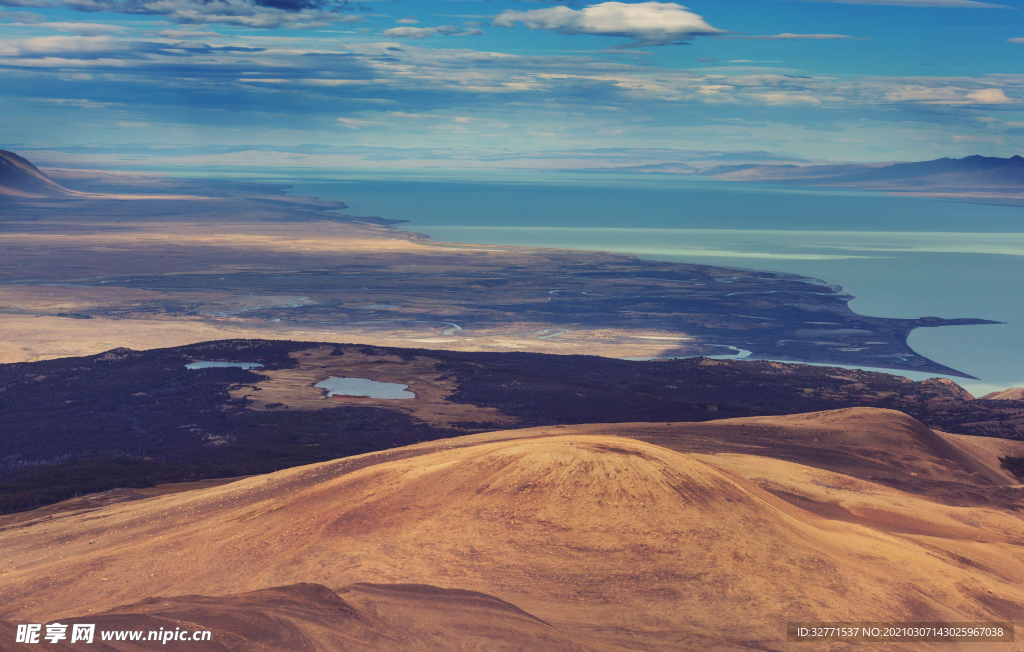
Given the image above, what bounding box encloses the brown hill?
[1,409,1022,651]
[2,583,604,651]
[980,387,1024,401]
[616,407,1023,497]
[374,407,1023,502]
[0,150,73,198]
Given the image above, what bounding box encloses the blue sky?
[0,0,1021,168]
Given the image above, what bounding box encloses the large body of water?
[279,171,1024,397]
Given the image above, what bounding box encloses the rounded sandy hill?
[2,419,1022,650]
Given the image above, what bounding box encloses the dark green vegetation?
[1001,457,1024,478]
[0,342,447,512]
[3,339,1023,513]
[0,458,202,513]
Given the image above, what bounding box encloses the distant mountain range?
[697,154,1024,192]
[3,149,1022,198]
[0,150,73,198]
[696,150,806,163]
[585,150,807,173]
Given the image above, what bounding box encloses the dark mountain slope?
[0,150,73,198]
[700,154,1024,190]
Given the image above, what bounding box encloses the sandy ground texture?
[1,408,1021,651]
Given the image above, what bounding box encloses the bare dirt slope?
[1,409,1022,651]
[981,387,1024,401]
[617,408,1024,499]
[351,407,1024,503]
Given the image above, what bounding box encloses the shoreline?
[0,167,1012,391]
[393,222,999,382]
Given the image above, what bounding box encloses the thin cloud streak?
[4,0,368,28]
[731,33,861,40]
[382,25,483,39]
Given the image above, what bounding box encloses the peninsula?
[0,152,997,378]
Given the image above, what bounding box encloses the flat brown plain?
[0,196,718,363]
[1,408,1021,651]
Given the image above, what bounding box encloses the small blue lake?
[314,377,415,399]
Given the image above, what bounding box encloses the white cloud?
[396,15,418,25]
[382,25,483,39]
[493,1,724,45]
[384,111,439,118]
[156,28,223,38]
[32,97,113,108]
[885,85,1015,104]
[337,117,388,129]
[1008,38,1024,44]
[697,84,731,95]
[966,88,1014,104]
[381,26,433,39]
[886,86,964,102]
[757,91,823,105]
[40,21,128,34]
[18,34,127,54]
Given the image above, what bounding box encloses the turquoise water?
[314,377,415,399]
[283,173,1024,396]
